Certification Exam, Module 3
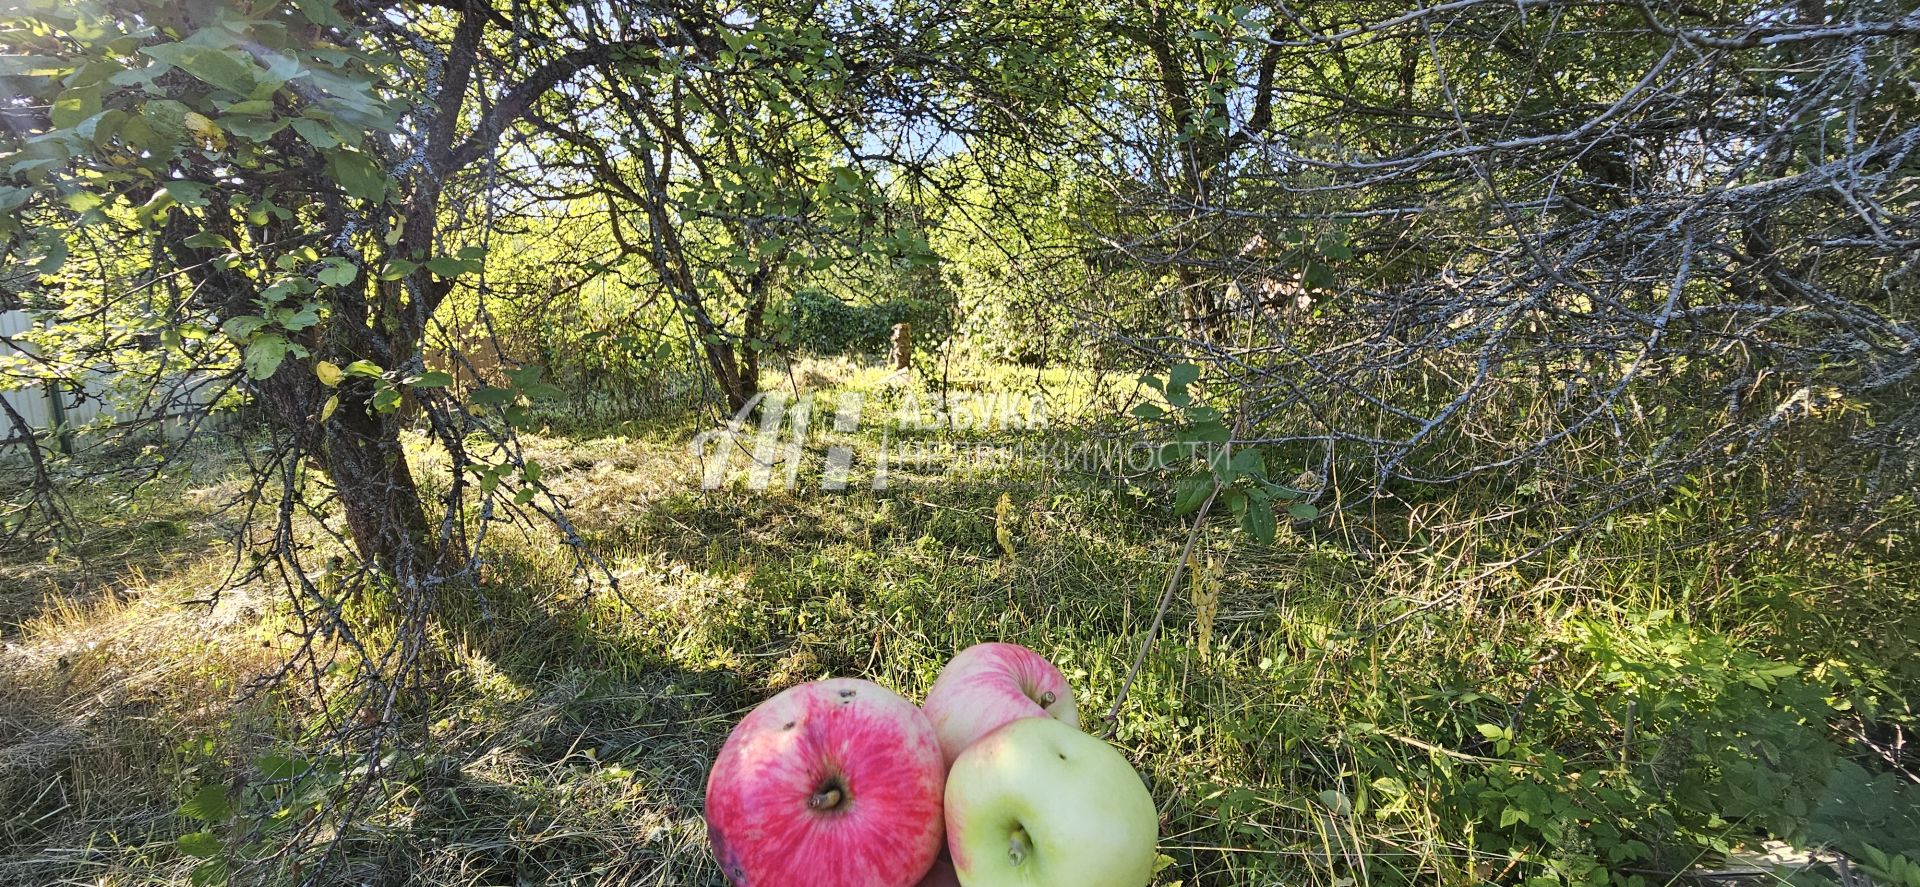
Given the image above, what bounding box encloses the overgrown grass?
[2,358,1916,886]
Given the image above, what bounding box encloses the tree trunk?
[324,406,435,586]
[257,367,435,586]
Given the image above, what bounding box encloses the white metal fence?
[1,309,220,451]
[0,308,55,437]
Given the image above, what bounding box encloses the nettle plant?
[1440,614,1920,887]
[1132,363,1318,544]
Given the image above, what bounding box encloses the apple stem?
[1037,690,1056,708]
[808,787,844,811]
[1008,826,1032,866]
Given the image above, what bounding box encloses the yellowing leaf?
[182,111,225,151]
[994,492,1018,561]
[319,393,339,422]
[314,360,342,387]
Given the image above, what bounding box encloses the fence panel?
[0,309,52,436]
[1,309,219,450]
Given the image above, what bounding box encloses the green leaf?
[424,256,471,277]
[470,387,514,406]
[1168,364,1200,388]
[317,260,358,287]
[278,303,321,332]
[0,55,68,77]
[188,858,228,887]
[1172,473,1213,515]
[221,117,286,141]
[221,316,267,340]
[291,0,351,28]
[177,831,222,858]
[371,384,402,413]
[328,151,385,203]
[1243,494,1276,544]
[221,98,275,116]
[245,336,291,380]
[1179,420,1230,445]
[1287,502,1319,521]
[1304,261,1335,290]
[51,83,103,129]
[289,117,338,149]
[409,370,453,388]
[162,180,209,207]
[1131,403,1165,419]
[142,43,259,96]
[178,784,232,823]
[342,359,384,378]
[34,237,68,274]
[78,107,127,146]
[254,753,310,781]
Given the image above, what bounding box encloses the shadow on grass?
[0,447,250,639]
[348,549,756,886]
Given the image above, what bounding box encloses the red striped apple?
[921,642,1079,764]
[945,717,1159,887]
[705,678,946,887]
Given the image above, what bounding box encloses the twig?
[1102,474,1222,738]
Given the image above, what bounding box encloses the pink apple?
[705,678,946,887]
[920,642,1080,764]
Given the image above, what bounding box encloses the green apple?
[944,717,1158,887]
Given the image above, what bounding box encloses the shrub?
[777,277,953,358]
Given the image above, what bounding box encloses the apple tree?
[0,0,718,580]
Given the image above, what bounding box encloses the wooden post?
[43,381,71,454]
[889,322,912,371]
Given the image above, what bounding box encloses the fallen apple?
[945,716,1158,887]
[705,678,946,887]
[921,642,1079,764]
